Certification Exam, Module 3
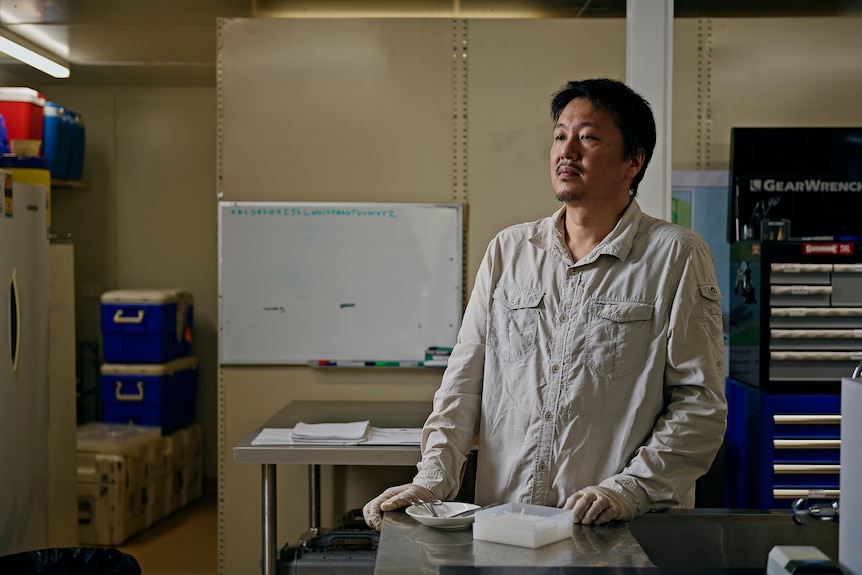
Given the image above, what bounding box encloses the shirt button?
[568,268,576,276]
[551,364,561,373]
[559,313,568,322]
[544,412,553,421]
[537,462,547,472]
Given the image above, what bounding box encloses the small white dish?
[405,502,481,530]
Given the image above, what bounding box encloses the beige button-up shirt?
[414,200,727,516]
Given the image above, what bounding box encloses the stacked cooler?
[42,101,85,181]
[161,423,204,518]
[0,87,86,181]
[76,423,163,546]
[99,289,197,432]
[74,289,202,545]
[75,422,203,545]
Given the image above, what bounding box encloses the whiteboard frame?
[218,201,464,365]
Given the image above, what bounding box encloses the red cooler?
[0,87,45,153]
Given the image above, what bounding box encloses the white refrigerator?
[0,178,50,556]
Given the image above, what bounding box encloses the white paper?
[251,426,422,446]
[291,420,370,442]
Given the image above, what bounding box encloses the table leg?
[309,464,321,533]
[262,464,277,575]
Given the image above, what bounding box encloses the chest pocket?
[489,284,544,363]
[586,300,654,379]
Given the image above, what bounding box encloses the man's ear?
[627,148,646,178]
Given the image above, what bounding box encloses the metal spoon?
[411,499,441,517]
[446,502,501,518]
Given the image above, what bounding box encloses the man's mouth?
[557,163,581,177]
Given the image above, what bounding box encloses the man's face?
[550,97,641,205]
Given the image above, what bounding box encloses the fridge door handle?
[9,268,20,375]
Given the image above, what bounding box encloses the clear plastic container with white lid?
[473,502,572,548]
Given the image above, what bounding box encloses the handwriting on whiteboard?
[229,207,398,218]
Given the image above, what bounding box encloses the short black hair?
[550,78,656,197]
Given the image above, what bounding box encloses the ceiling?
[1,0,860,88]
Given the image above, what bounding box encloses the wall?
[671,18,862,170]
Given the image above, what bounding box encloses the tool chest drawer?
[725,379,840,509]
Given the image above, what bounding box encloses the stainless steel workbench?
[375,509,653,574]
[233,401,840,575]
[233,400,431,575]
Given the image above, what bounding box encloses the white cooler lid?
[100,355,198,375]
[101,355,198,375]
[0,87,46,106]
[101,288,193,304]
[77,422,161,453]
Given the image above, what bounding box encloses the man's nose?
[559,140,580,160]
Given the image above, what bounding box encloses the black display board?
[729,127,862,242]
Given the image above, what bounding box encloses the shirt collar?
[532,200,643,265]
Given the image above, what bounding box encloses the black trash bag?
[0,547,141,575]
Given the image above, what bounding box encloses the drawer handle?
[774,464,840,474]
[113,309,145,324]
[115,381,144,401]
[773,414,841,424]
[773,488,840,499]
[774,439,840,449]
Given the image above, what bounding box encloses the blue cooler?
[42,102,70,179]
[66,108,85,180]
[100,356,198,433]
[101,289,193,364]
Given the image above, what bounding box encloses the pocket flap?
[591,300,653,323]
[699,283,722,302]
[495,285,544,310]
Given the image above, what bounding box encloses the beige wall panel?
[219,18,456,203]
[670,19,703,171]
[706,17,862,170]
[218,18,455,573]
[466,19,625,281]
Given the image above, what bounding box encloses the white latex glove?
[362,483,437,531]
[564,485,634,525]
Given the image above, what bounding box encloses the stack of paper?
[251,425,422,446]
[290,421,371,443]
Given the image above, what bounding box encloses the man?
[363,78,727,529]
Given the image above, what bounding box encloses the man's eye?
[554,134,565,141]
[580,134,595,140]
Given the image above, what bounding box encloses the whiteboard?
[218,202,463,364]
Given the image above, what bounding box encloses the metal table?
[233,400,431,575]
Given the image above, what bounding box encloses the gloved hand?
[564,485,634,525]
[362,483,437,531]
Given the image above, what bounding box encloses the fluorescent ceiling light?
[0,30,69,78]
